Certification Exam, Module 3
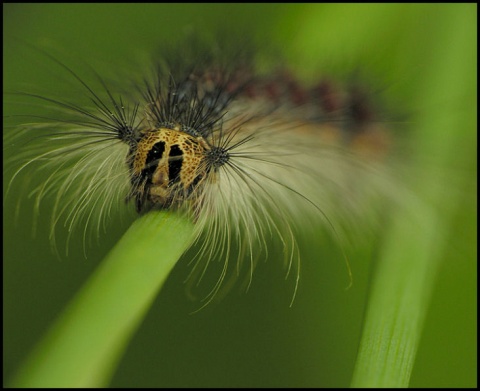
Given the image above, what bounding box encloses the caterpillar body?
[5,39,399,304]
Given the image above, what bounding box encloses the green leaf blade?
[11,210,195,388]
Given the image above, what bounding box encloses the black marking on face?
[168,144,183,186]
[143,141,165,179]
[187,174,204,196]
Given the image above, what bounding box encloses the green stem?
[11,210,195,388]
[350,202,442,387]
[351,4,475,387]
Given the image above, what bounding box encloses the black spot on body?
[348,88,374,126]
[206,146,229,170]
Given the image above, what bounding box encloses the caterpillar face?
[130,127,216,211]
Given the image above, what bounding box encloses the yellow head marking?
[132,128,211,208]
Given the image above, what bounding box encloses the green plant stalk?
[351,4,475,387]
[11,210,195,388]
[350,203,442,387]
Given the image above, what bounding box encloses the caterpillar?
[4,37,401,306]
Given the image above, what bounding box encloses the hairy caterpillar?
[4,38,400,306]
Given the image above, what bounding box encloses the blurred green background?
[3,4,476,387]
